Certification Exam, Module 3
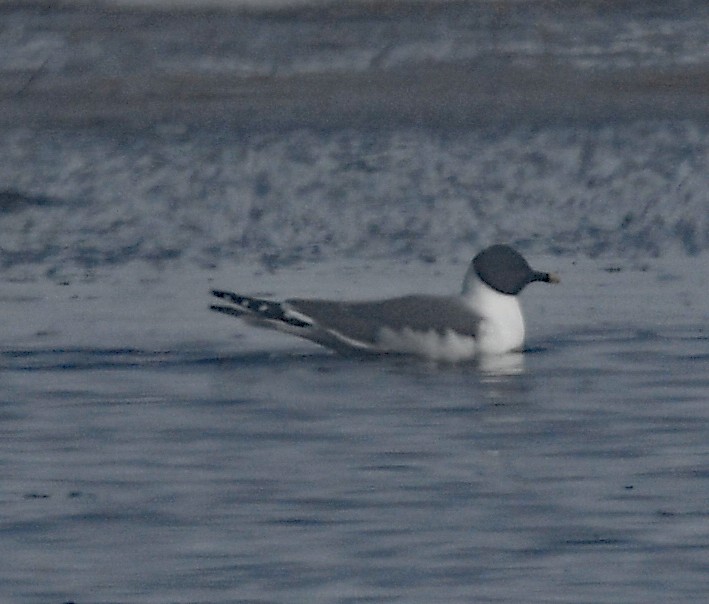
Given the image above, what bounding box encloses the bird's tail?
[210,290,310,328]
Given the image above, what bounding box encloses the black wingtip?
[210,304,245,318]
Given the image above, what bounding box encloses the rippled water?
[2,257,709,603]
[3,334,709,603]
[1,1,708,602]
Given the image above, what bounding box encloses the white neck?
[462,273,525,355]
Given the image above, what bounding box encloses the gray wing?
[286,295,481,345]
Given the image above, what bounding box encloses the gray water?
[1,1,709,603]
[3,321,709,603]
[2,255,709,603]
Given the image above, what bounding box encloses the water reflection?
[477,352,525,379]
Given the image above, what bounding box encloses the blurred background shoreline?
[1,0,707,277]
[2,0,707,131]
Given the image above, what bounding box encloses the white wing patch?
[324,328,378,352]
[377,327,477,362]
[280,305,314,328]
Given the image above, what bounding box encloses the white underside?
[376,327,477,362]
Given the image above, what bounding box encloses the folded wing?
[211,290,481,358]
[286,295,481,347]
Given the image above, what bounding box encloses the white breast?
[462,274,525,355]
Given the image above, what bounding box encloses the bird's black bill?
[532,271,560,284]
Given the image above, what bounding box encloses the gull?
[210,244,559,362]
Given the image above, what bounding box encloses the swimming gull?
[210,244,559,361]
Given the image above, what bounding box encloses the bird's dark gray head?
[468,244,559,295]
